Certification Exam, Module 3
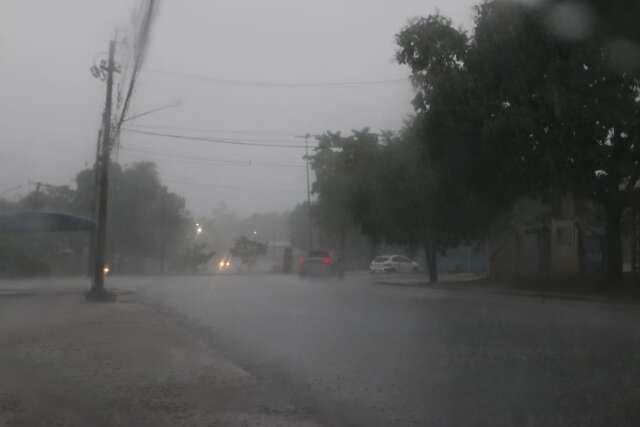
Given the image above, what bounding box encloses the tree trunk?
[424,240,438,283]
[605,205,623,283]
[515,232,521,279]
[369,238,379,265]
[160,245,166,275]
[87,230,95,279]
[338,224,347,277]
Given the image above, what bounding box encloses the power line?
[114,0,161,135]
[120,146,250,166]
[163,177,304,194]
[128,124,378,139]
[126,126,301,143]
[121,102,181,124]
[120,146,306,168]
[128,124,304,138]
[247,160,306,169]
[124,128,316,149]
[143,68,409,88]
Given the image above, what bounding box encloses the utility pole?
[304,133,313,251]
[87,128,102,280]
[89,39,116,299]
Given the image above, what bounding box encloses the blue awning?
[0,212,95,233]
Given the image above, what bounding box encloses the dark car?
[298,250,343,278]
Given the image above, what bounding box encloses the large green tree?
[394,14,499,282]
[309,129,382,271]
[379,122,465,282]
[0,161,194,276]
[308,125,469,282]
[469,1,640,281]
[396,2,640,282]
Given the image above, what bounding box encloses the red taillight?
[299,256,305,265]
[322,256,331,265]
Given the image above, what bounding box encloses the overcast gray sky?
[1,0,476,216]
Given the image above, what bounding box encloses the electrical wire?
[120,146,306,168]
[143,68,409,88]
[120,146,251,166]
[122,102,181,123]
[126,126,301,143]
[124,128,316,149]
[163,177,304,194]
[128,123,307,137]
[247,160,306,169]
[115,0,160,133]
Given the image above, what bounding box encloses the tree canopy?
[393,1,640,281]
[306,0,640,283]
[0,161,197,276]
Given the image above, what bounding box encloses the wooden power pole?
[89,39,116,299]
[304,133,313,251]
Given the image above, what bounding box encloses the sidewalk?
[374,272,484,288]
[374,273,640,305]
[0,291,321,427]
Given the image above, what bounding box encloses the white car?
[369,255,419,274]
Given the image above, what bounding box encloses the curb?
[374,280,640,306]
[0,288,134,299]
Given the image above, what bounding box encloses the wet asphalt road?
[108,273,640,427]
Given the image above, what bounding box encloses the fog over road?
[111,274,640,426]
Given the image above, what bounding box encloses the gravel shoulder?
[0,291,321,427]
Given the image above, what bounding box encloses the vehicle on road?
[369,255,419,274]
[299,250,343,278]
[217,255,234,273]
